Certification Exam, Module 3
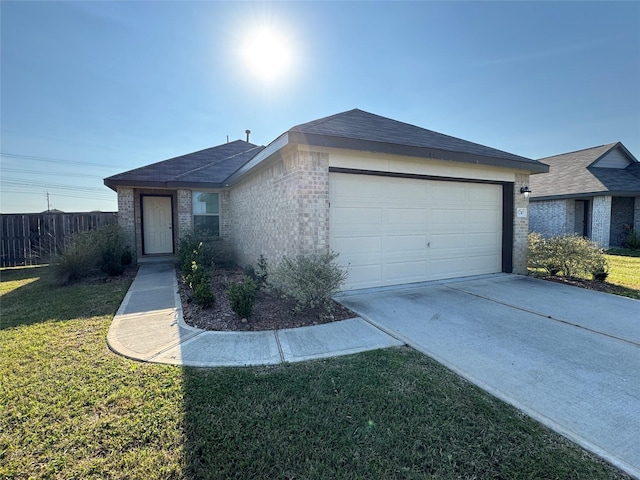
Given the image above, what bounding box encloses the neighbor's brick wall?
[513,173,530,275]
[230,147,330,267]
[634,196,640,233]
[529,199,571,237]
[609,196,635,247]
[591,195,612,248]
[117,187,136,262]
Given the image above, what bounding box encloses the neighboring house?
[105,109,548,290]
[529,142,640,249]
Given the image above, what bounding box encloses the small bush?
[193,277,215,308]
[51,241,98,285]
[226,276,258,318]
[178,234,235,274]
[528,233,608,279]
[624,230,640,250]
[591,256,609,281]
[256,255,269,287]
[270,251,348,316]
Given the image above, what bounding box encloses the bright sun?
[242,28,292,82]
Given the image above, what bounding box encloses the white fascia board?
[224,133,290,186]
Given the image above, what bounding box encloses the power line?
[0,152,130,170]
[1,167,105,179]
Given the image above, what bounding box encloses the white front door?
[142,196,173,254]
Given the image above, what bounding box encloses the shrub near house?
[528,233,608,280]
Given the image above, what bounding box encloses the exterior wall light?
[520,186,531,199]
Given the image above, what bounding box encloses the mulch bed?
[531,273,624,295]
[178,267,356,332]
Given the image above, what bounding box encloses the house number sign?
[517,208,528,218]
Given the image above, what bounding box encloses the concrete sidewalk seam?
[444,283,640,348]
[144,331,204,362]
[273,330,285,363]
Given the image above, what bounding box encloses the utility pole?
[46,192,51,212]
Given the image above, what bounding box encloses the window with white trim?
[192,192,220,237]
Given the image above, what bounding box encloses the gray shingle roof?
[104,140,263,190]
[529,142,640,200]
[286,109,548,172]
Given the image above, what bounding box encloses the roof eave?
[530,190,640,201]
[104,178,226,191]
[288,132,549,173]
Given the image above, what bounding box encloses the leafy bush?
[226,276,258,318]
[193,276,215,308]
[528,233,608,279]
[256,255,269,287]
[270,251,348,316]
[51,240,98,285]
[178,233,235,275]
[90,224,129,275]
[624,230,640,250]
[51,224,132,284]
[591,255,609,281]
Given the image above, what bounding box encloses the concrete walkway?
[106,263,402,367]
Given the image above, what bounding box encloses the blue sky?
[1,1,639,213]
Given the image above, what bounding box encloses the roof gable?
[227,109,548,183]
[590,145,634,169]
[104,140,263,190]
[529,142,640,199]
[289,109,546,169]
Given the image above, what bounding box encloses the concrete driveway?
[337,274,640,479]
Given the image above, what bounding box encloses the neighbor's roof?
[226,109,548,183]
[529,142,640,200]
[104,140,264,190]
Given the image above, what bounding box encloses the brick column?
[591,195,612,248]
[512,173,529,275]
[177,189,193,240]
[117,187,136,261]
[634,196,640,234]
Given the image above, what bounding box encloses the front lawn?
[0,267,631,479]
[605,249,640,293]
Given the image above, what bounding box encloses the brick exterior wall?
[591,195,612,248]
[635,196,640,233]
[529,199,571,237]
[116,187,136,262]
[230,147,330,267]
[610,196,635,247]
[513,173,530,275]
[177,189,193,241]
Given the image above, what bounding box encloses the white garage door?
[330,173,502,290]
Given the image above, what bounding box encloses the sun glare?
[242,28,291,82]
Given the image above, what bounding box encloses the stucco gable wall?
[229,148,330,267]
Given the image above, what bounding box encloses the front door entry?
[142,196,173,254]
[574,200,588,237]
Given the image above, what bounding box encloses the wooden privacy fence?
[0,212,117,267]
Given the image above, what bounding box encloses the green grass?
[602,251,640,299]
[605,249,640,292]
[0,267,631,479]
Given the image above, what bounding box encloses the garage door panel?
[330,173,503,290]
[466,208,500,225]
[432,208,466,224]
[332,236,381,254]
[387,182,428,201]
[387,208,427,226]
[383,234,428,253]
[385,261,428,282]
[333,207,381,226]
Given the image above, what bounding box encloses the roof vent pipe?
[245,129,251,142]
